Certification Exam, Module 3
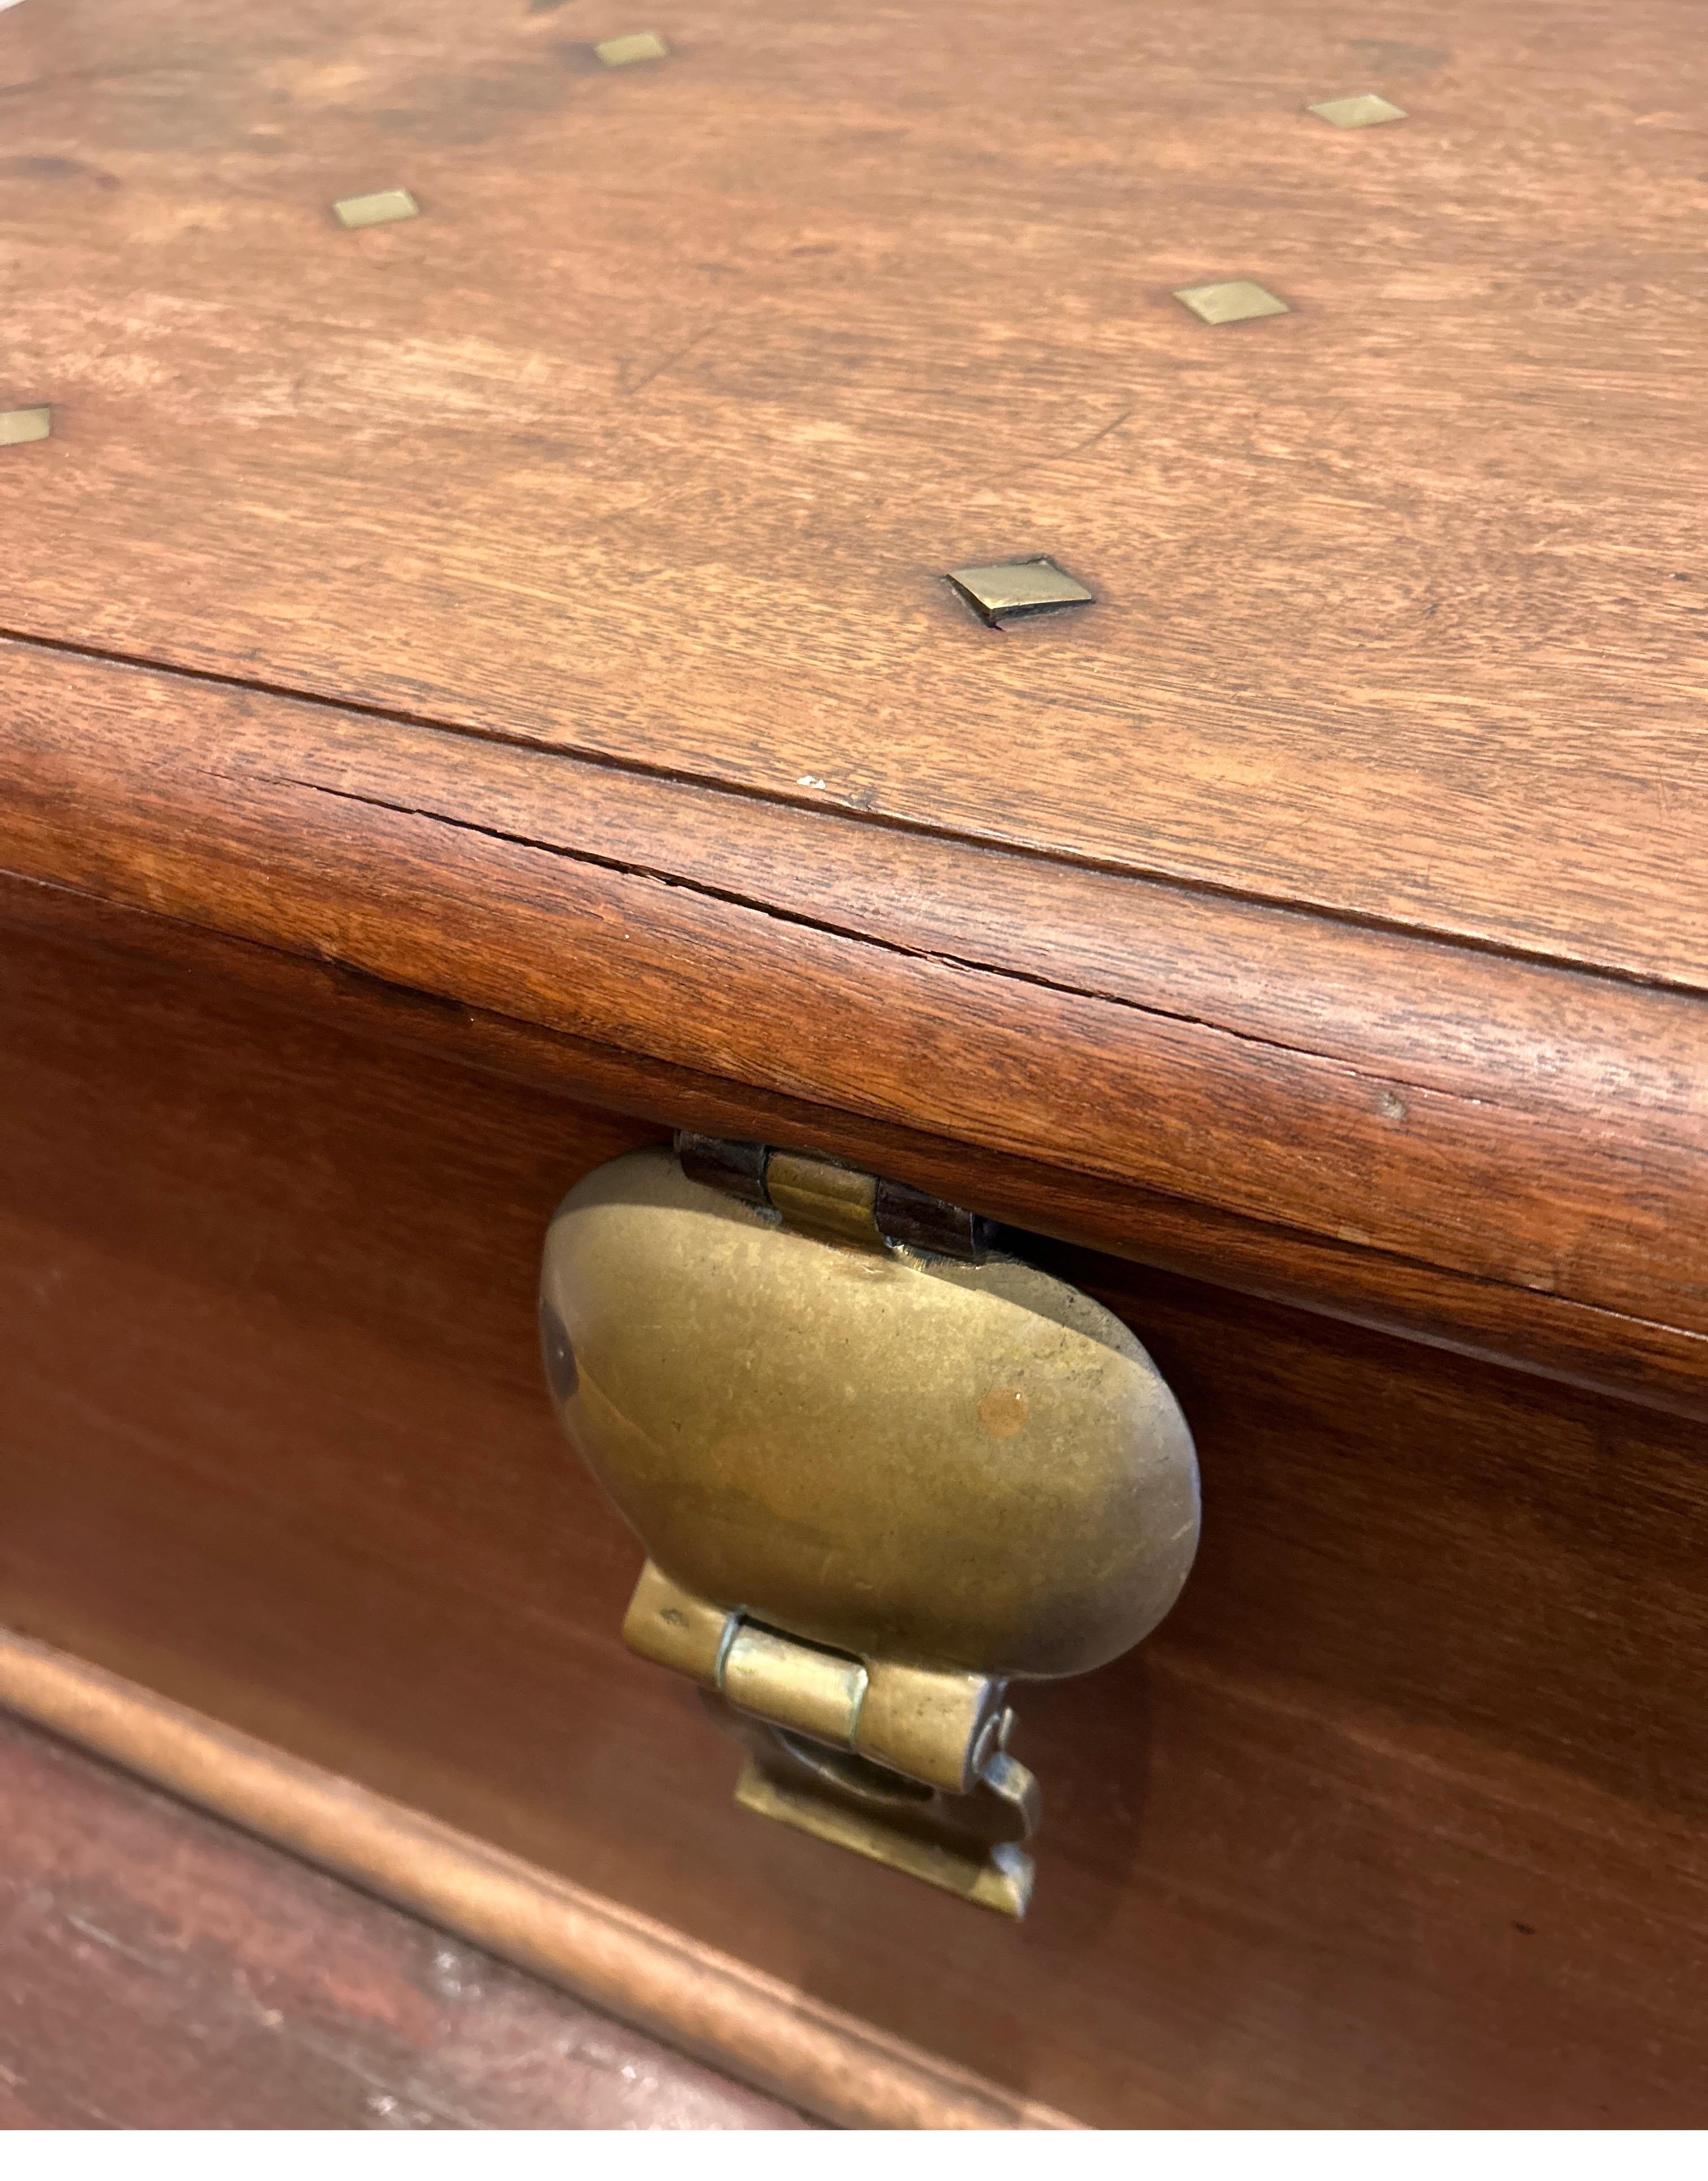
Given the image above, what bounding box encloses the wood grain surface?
[0,1710,808,2130]
[2,926,1704,2127]
[0,1640,1069,2131]
[10,867,1706,1427]
[0,0,1703,985]
[5,644,1707,1405]
[3,6,1703,2127]
[1,0,1705,1387]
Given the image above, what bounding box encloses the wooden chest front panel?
[2,922,1704,2127]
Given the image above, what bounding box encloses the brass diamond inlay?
[946,558,1095,627]
[1309,93,1408,128]
[0,406,51,447]
[1173,280,1290,327]
[595,30,669,65]
[333,188,421,230]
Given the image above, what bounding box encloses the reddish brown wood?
[0,1712,808,2130]
[1,928,1703,2127]
[0,0,1703,987]
[7,866,1703,1426]
[3,646,1706,1409]
[0,1634,1070,2131]
[2,0,1706,1404]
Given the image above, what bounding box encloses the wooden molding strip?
[6,867,1706,1423]
[0,1628,1079,2132]
[6,640,1708,1356]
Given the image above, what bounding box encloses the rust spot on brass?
[978,1387,1031,1440]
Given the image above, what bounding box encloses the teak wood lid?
[1,0,1703,1414]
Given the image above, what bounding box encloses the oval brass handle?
[540,1143,1199,1916]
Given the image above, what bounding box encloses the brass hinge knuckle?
[623,1561,1005,1797]
[622,1560,1039,1916]
[674,1132,996,1260]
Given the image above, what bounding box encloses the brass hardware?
[595,30,669,65]
[540,1144,1199,1914]
[945,558,1095,628]
[624,1551,1038,1910]
[724,1623,867,1744]
[762,1151,879,1247]
[1309,92,1407,128]
[623,1559,1006,1795]
[677,1133,997,1260]
[728,1709,1039,1918]
[622,1557,733,1683]
[333,188,421,230]
[1173,280,1290,326]
[854,1658,1002,1794]
[676,1132,770,1207]
[0,406,51,447]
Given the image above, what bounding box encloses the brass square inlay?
[946,558,1095,626]
[1173,280,1290,326]
[1309,92,1408,128]
[333,188,421,230]
[0,406,51,447]
[595,30,669,65]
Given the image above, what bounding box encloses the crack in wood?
[2,623,1698,1004]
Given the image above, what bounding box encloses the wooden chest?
[2,0,1704,2130]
